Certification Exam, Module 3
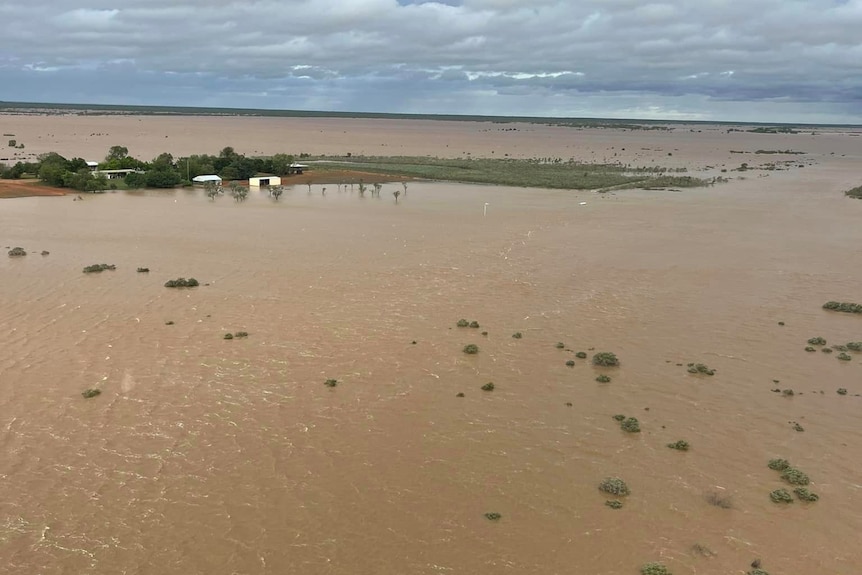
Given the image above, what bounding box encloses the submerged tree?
[372,182,382,197]
[270,185,284,200]
[229,182,248,202]
[358,181,367,198]
[393,190,401,203]
[402,181,408,196]
[204,181,220,200]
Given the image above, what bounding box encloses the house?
[249,175,281,187]
[94,168,144,180]
[192,175,222,184]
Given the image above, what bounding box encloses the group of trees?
[0,145,297,191]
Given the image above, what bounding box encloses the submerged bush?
[612,414,626,421]
[794,487,819,502]
[484,512,502,521]
[770,488,793,503]
[165,277,200,288]
[463,344,479,355]
[234,331,249,338]
[81,388,101,399]
[324,379,338,388]
[555,342,565,349]
[596,374,611,383]
[469,321,480,328]
[847,341,862,352]
[804,346,816,352]
[781,467,810,485]
[223,333,233,340]
[705,492,733,509]
[768,458,790,471]
[599,477,630,496]
[565,360,575,367]
[641,562,671,575]
[807,336,826,345]
[687,363,715,375]
[456,319,469,327]
[837,388,848,395]
[592,352,620,367]
[137,267,150,273]
[83,263,116,273]
[823,301,862,314]
[481,382,495,392]
[620,417,641,433]
[576,352,587,359]
[667,440,689,451]
[605,500,623,509]
[7,247,26,257]
[512,332,523,339]
[837,352,852,361]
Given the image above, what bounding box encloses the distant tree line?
[0,144,297,190]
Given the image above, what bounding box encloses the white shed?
[193,175,222,184]
[249,175,281,187]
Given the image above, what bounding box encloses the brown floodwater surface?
[2,130,862,575]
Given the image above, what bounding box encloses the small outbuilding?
[249,175,281,187]
[288,163,309,175]
[192,175,222,184]
[86,161,99,171]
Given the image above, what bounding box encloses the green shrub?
[620,417,640,433]
[456,319,469,327]
[599,477,630,496]
[456,392,465,397]
[833,344,849,351]
[667,440,689,451]
[768,458,790,471]
[234,331,249,338]
[469,321,480,328]
[781,467,810,485]
[481,331,488,336]
[484,512,502,521]
[605,500,623,509]
[324,379,338,387]
[576,352,587,359]
[837,388,848,395]
[463,344,479,355]
[596,374,611,383]
[641,562,671,575]
[83,263,116,273]
[512,332,522,339]
[807,336,826,345]
[846,185,862,199]
[837,352,852,361]
[81,388,101,399]
[847,341,862,351]
[804,346,816,352]
[612,414,626,421]
[223,333,233,340]
[565,360,575,367]
[747,569,770,575]
[592,352,619,366]
[794,487,819,502]
[822,347,833,354]
[555,342,565,349]
[782,389,794,396]
[481,382,495,392]
[686,363,715,375]
[165,277,199,288]
[137,267,150,273]
[165,321,174,325]
[823,301,862,314]
[770,488,793,503]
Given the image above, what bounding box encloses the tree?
[229,182,248,202]
[372,183,382,197]
[402,181,408,196]
[270,185,284,200]
[393,190,401,203]
[106,146,129,162]
[270,153,294,176]
[358,181,366,197]
[204,181,220,200]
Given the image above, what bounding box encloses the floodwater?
[1,175,861,575]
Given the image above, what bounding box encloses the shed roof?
[192,174,222,182]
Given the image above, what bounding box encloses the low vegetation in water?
[822,301,862,314]
[223,333,233,340]
[324,379,338,387]
[605,500,623,509]
[794,487,819,502]
[463,344,479,355]
[81,388,101,399]
[847,342,862,351]
[555,342,565,349]
[844,185,862,199]
[807,336,826,345]
[484,512,502,521]
[592,352,620,367]
[456,319,469,327]
[511,332,523,339]
[837,388,848,395]
[768,458,790,471]
[705,492,733,509]
[164,277,199,288]
[804,346,816,352]
[687,363,715,375]
[481,382,495,392]
[599,477,630,496]
[837,352,852,361]
[596,374,611,383]
[83,263,116,273]
[620,417,641,433]
[667,440,690,451]
[8,247,26,257]
[576,351,587,359]
[565,360,575,367]
[781,467,810,485]
[770,488,793,503]
[137,267,150,273]
[612,414,626,421]
[640,562,671,575]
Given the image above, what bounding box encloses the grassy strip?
[845,185,862,199]
[312,156,710,190]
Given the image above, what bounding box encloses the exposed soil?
[0,179,66,198]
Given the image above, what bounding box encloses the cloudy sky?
[1,0,861,123]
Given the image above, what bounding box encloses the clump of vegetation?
[794,487,819,502]
[481,331,488,336]
[667,440,690,451]
[324,379,338,388]
[768,458,790,471]
[512,332,523,339]
[845,185,862,199]
[620,417,641,433]
[165,320,174,325]
[83,263,116,273]
[165,277,199,288]
[223,333,233,340]
[705,492,733,509]
[781,467,810,485]
[596,374,611,383]
[565,360,575,367]
[832,344,849,352]
[769,488,793,503]
[804,346,816,352]
[612,414,626,421]
[807,336,826,345]
[747,569,770,575]
[456,319,469,327]
[687,363,715,375]
[463,344,479,355]
[484,512,502,521]
[837,388,848,395]
[782,389,794,397]
[847,341,862,351]
[605,500,623,509]
[481,382,495,392]
[469,321,480,328]
[456,392,465,398]
[7,247,26,257]
[81,388,101,399]
[823,301,862,314]
[40,250,49,256]
[573,352,585,359]
[592,352,619,367]
[791,422,805,432]
[137,267,150,273]
[599,477,630,496]
[837,352,852,361]
[555,342,565,349]
[691,543,714,557]
[641,562,671,575]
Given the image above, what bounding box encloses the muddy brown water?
[1,174,861,575]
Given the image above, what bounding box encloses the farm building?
[289,163,309,174]
[86,161,99,171]
[192,175,222,184]
[249,175,281,187]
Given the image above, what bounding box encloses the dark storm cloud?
[1,0,861,122]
